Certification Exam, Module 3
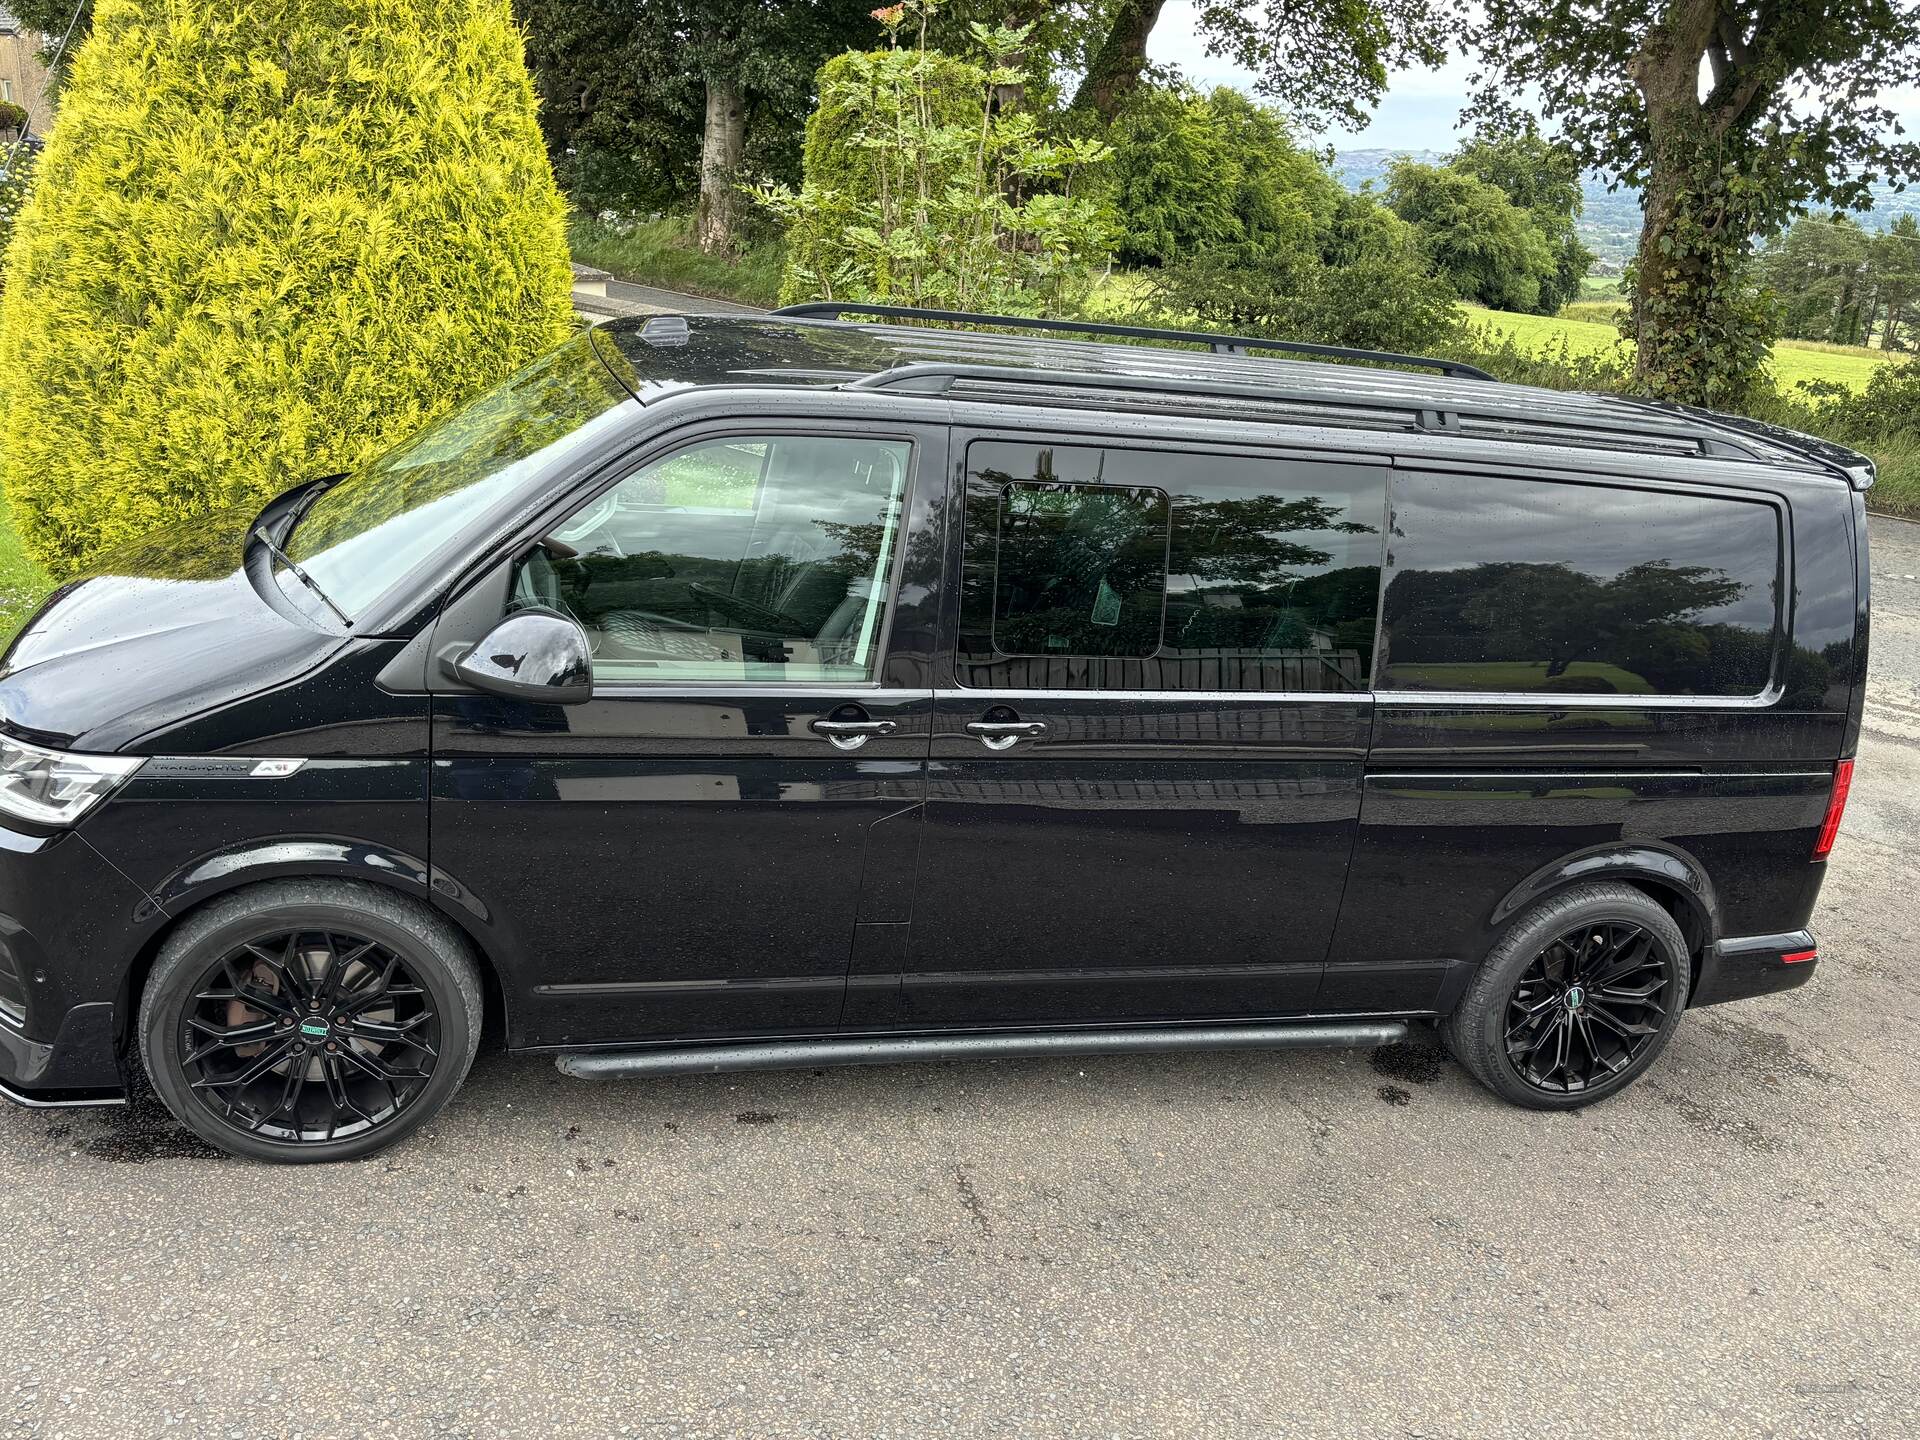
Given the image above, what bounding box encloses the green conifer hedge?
[0,0,575,576]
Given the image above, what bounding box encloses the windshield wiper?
[252,525,353,628]
[281,472,347,538]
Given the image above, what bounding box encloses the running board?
[554,1021,1409,1080]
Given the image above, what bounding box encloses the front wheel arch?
[134,877,487,1161]
[116,869,511,1069]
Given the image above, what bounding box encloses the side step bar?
[555,1020,1409,1080]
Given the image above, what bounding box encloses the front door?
[429,424,942,1048]
[901,433,1388,1028]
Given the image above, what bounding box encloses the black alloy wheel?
[1502,921,1669,1094]
[176,929,440,1143]
[1442,882,1690,1110]
[140,880,483,1163]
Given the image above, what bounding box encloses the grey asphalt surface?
[578,278,767,319]
[1,519,1916,1439]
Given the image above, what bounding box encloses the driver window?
[512,435,913,684]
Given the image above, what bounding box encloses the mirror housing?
[446,609,593,705]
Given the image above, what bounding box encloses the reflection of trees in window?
[291,337,626,560]
[992,481,1170,660]
[1386,558,1769,694]
[1165,492,1381,677]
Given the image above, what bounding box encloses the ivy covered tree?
[0,0,575,576]
[1461,1,1920,405]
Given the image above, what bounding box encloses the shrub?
[1103,86,1342,269]
[0,0,575,577]
[1149,194,1461,357]
[1384,159,1560,315]
[774,43,984,303]
[1104,88,1241,266]
[0,101,27,135]
[762,4,1113,314]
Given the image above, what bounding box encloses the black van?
[0,306,1869,1162]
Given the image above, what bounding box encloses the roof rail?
[837,361,1765,461]
[771,302,1499,383]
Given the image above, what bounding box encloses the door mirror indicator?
[447,610,594,705]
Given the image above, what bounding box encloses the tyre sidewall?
[139,887,480,1164]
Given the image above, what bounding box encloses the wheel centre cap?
[299,1018,332,1040]
[1563,985,1586,1012]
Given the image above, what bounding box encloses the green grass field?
[1462,304,1891,393]
[0,495,52,650]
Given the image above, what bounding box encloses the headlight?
[0,732,144,826]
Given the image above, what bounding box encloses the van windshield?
[283,337,633,623]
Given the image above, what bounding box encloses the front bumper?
[1691,929,1819,1007]
[0,821,157,1107]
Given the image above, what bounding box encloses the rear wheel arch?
[1490,844,1718,991]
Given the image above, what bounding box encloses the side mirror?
[445,609,594,705]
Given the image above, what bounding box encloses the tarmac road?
[0,518,1914,1439]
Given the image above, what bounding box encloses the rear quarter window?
[1380,471,1781,698]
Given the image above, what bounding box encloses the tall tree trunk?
[1070,0,1166,121]
[696,74,746,257]
[1629,3,1739,401]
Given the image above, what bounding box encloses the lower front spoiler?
[0,1002,127,1108]
[0,1076,125,1109]
[1692,930,1820,1008]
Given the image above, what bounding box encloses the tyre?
[138,879,484,1163]
[1443,883,1690,1110]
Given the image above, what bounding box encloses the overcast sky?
[1148,1,1920,154]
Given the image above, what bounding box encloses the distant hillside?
[1334,148,1920,273]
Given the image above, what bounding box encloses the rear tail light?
[1813,758,1854,859]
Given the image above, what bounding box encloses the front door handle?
[966,719,1047,751]
[810,716,898,751]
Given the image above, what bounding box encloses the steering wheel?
[686,581,807,636]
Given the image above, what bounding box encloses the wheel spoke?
[177,926,443,1143]
[190,1037,300,1091]
[1501,917,1676,1094]
[1588,932,1655,988]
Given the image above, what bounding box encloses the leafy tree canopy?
[1385,157,1560,314]
[1074,0,1446,128]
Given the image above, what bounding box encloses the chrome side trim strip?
[935,688,1371,705]
[1370,687,1782,710]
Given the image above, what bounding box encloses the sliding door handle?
[810,717,898,750]
[965,719,1047,750]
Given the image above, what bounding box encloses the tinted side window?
[1381,471,1780,697]
[513,435,912,684]
[958,441,1386,692]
